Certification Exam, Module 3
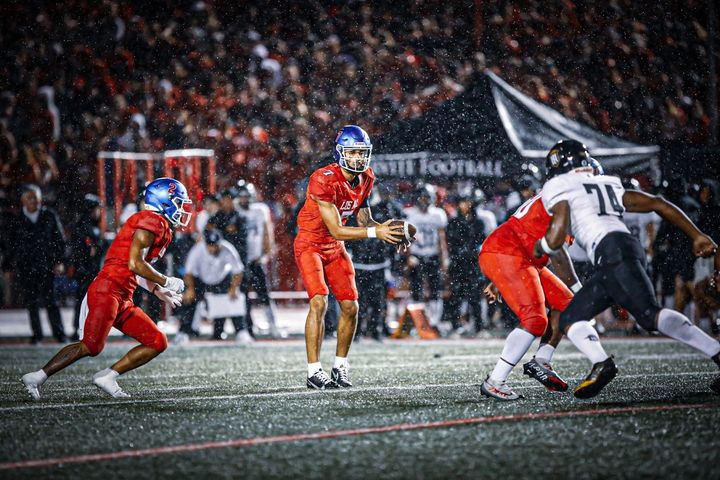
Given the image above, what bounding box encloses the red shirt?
[481,194,556,267]
[296,163,375,245]
[97,210,173,296]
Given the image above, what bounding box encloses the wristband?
[367,227,377,238]
[540,237,559,256]
[570,282,582,293]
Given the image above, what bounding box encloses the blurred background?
[1,0,719,342]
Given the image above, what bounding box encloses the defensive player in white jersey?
[535,140,720,398]
[236,180,281,338]
[403,183,449,327]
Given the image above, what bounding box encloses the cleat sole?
[573,366,618,399]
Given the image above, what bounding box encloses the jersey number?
[512,194,541,219]
[583,184,624,216]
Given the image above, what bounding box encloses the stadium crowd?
[1,0,718,341]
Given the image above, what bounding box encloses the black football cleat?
[306,369,338,390]
[331,365,353,388]
[523,357,568,392]
[573,356,618,399]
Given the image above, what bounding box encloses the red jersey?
[97,210,173,296]
[481,194,555,267]
[296,163,375,244]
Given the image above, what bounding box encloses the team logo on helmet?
[333,125,372,173]
[143,177,193,227]
[548,150,560,168]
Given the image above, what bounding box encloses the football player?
[295,125,405,390]
[479,176,583,400]
[236,180,281,338]
[536,140,720,398]
[21,178,190,400]
[403,183,449,328]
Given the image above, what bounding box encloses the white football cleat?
[480,376,522,401]
[235,329,255,345]
[93,368,130,398]
[21,371,46,401]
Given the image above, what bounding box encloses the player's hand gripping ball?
[389,220,417,252]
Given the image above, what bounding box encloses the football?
[389,219,417,245]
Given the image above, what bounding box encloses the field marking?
[1,370,716,412]
[0,336,676,350]
[0,351,707,387]
[0,402,716,471]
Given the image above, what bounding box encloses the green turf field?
[1,338,719,479]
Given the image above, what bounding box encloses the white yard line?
[0,351,708,387]
[2,370,716,412]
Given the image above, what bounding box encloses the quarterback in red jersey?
[21,178,191,400]
[478,188,581,400]
[296,125,405,390]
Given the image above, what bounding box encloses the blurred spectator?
[444,190,487,335]
[167,231,199,342]
[9,185,67,343]
[236,181,281,338]
[206,189,248,264]
[68,194,106,341]
[347,187,402,341]
[195,193,220,234]
[653,177,701,311]
[403,183,449,329]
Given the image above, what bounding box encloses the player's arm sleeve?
[541,177,572,211]
[134,213,166,237]
[308,174,335,203]
[439,209,448,228]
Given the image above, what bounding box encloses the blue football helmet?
[333,125,372,173]
[143,177,193,227]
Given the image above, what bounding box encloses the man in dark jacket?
[11,185,67,343]
[444,191,487,334]
[346,189,402,341]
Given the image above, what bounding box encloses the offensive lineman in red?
[296,125,405,390]
[21,177,191,400]
[478,166,588,400]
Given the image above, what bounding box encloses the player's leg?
[354,269,370,340]
[607,258,720,391]
[478,252,546,400]
[444,274,464,332]
[521,269,574,391]
[424,256,444,328]
[558,267,617,399]
[92,305,168,398]
[41,274,66,342]
[25,290,43,344]
[295,246,336,390]
[251,262,280,338]
[325,247,359,388]
[21,287,117,400]
[408,257,423,302]
[367,268,389,341]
